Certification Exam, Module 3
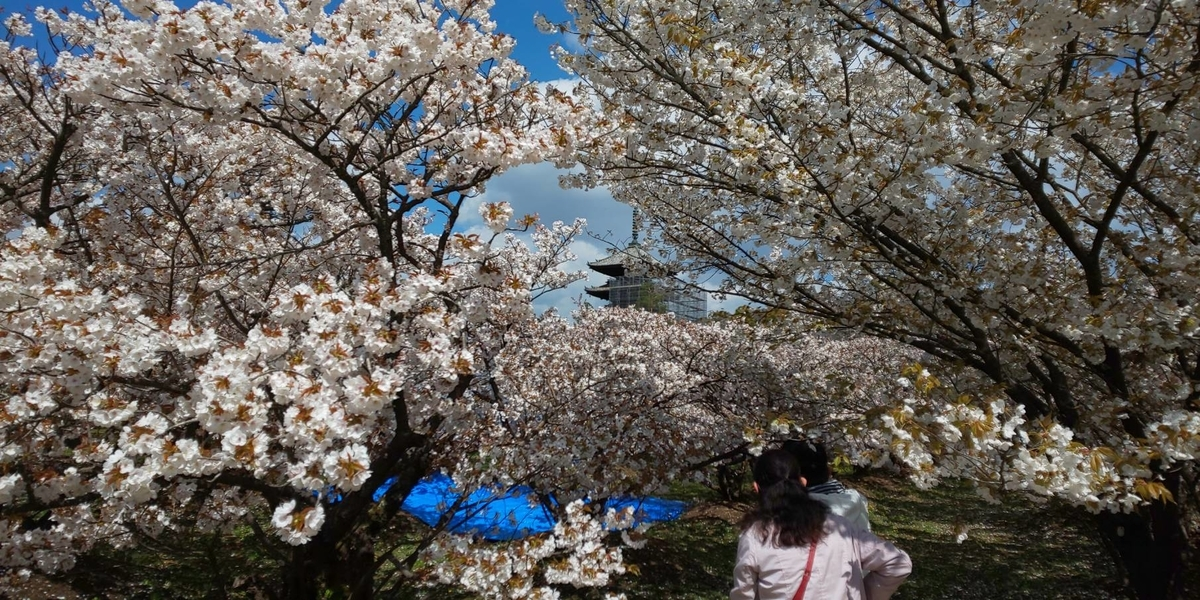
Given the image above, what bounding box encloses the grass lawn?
[598,473,1125,599]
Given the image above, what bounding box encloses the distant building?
[584,240,707,322]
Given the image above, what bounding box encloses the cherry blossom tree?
[561,0,1200,597]
[0,1,599,596]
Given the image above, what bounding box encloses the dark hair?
[741,449,828,547]
[782,439,831,486]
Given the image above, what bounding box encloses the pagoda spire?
[631,207,641,246]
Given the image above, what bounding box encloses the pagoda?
[583,211,707,322]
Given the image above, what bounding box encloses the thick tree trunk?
[279,425,437,600]
[1094,469,1193,600]
[279,507,384,600]
[279,511,382,600]
[339,525,378,600]
[283,543,327,600]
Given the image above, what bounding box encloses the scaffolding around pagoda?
[583,242,707,322]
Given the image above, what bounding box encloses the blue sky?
[2,1,731,315]
[491,0,577,81]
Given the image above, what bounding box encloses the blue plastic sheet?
[374,473,687,541]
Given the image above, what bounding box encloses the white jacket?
[810,487,871,532]
[731,514,911,600]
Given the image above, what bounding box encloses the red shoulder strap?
[792,541,819,600]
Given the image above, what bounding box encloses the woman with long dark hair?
[731,449,911,600]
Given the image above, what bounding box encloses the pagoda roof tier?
[587,243,664,278]
[584,285,613,300]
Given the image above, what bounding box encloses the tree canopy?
[561,0,1199,596]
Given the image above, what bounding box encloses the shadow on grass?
[861,475,1123,600]
[599,474,1127,600]
[611,511,744,600]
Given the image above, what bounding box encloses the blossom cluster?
[422,500,631,600]
[445,308,919,502]
[846,366,1191,513]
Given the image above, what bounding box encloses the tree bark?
[283,542,326,600]
[1093,468,1193,600]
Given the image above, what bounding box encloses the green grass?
[597,473,1124,599]
[862,474,1121,600]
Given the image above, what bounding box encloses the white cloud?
[560,32,586,54]
[707,292,753,315]
[464,162,635,316]
[536,77,581,96]
[531,236,610,316]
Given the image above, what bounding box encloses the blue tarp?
[376,473,688,541]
